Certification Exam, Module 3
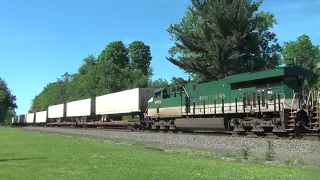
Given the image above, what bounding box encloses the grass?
[0,127,318,180]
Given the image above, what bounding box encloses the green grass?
[0,128,318,180]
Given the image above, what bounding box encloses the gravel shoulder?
[22,126,320,167]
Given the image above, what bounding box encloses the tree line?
[29,41,154,112]
[1,0,319,123]
[28,39,195,113]
[0,78,17,125]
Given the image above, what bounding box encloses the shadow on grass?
[0,157,47,162]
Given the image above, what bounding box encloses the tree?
[4,107,16,125]
[78,54,97,75]
[149,78,169,89]
[126,41,153,89]
[148,77,190,89]
[128,41,153,76]
[96,40,153,94]
[56,72,70,103]
[171,77,190,85]
[167,0,281,81]
[29,80,69,112]
[67,55,99,101]
[124,68,150,89]
[282,34,320,70]
[95,62,128,95]
[0,77,17,124]
[282,34,320,89]
[98,41,129,68]
[94,41,130,95]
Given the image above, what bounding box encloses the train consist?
[12,66,320,136]
[12,88,154,128]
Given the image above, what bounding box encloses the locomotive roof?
[220,66,314,84]
[154,66,314,90]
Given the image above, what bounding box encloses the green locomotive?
[145,66,320,135]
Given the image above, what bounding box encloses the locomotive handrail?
[278,93,286,119]
[183,93,287,115]
[290,92,301,112]
[182,86,190,98]
[144,107,148,116]
[307,90,312,108]
[315,91,320,123]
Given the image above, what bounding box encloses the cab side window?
[193,85,196,91]
[154,91,161,98]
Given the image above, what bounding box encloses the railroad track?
[24,125,320,141]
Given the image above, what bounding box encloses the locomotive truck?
[12,66,320,136]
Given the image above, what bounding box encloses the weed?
[131,141,146,147]
[210,151,216,157]
[241,143,251,160]
[285,158,295,164]
[285,158,309,165]
[265,140,275,161]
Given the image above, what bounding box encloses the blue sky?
[0,0,319,114]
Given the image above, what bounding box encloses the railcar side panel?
[35,111,47,123]
[95,88,153,115]
[67,98,91,117]
[48,104,64,118]
[26,113,35,123]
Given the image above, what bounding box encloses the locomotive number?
[215,94,226,98]
[155,100,162,104]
